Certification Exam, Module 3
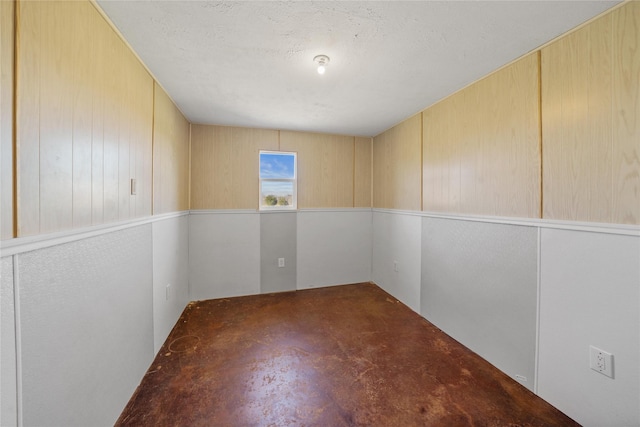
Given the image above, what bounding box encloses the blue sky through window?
[261,181,293,197]
[260,152,295,179]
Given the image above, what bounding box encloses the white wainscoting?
[1,256,17,427]
[421,217,538,391]
[152,214,190,352]
[2,207,637,427]
[373,208,640,426]
[13,225,154,426]
[372,211,422,313]
[537,229,640,427]
[297,209,372,289]
[189,211,261,300]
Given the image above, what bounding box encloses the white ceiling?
[96,0,620,137]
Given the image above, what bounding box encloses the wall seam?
[534,227,542,394]
[12,254,23,426]
[352,137,356,208]
[420,112,424,211]
[537,50,543,219]
[151,83,156,215]
[11,0,18,238]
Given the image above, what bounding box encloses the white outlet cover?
[589,345,614,378]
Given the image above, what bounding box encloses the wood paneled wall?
[190,126,370,210]
[354,136,372,208]
[1,0,14,240]
[280,131,356,208]
[15,0,153,236]
[153,83,190,214]
[542,1,640,224]
[372,113,422,211]
[190,125,279,209]
[422,52,541,218]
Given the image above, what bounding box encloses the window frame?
[258,150,297,211]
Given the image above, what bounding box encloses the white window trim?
[259,151,297,211]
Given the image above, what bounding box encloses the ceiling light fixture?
[313,55,330,75]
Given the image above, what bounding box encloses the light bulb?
[313,55,330,75]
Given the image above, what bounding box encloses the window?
[259,151,297,210]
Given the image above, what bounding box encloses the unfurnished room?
[1,1,639,426]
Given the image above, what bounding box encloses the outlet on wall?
[393,261,399,272]
[166,283,171,301]
[278,258,285,268]
[589,345,614,378]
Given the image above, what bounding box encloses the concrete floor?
[116,282,578,426]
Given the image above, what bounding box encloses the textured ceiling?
[96,1,620,137]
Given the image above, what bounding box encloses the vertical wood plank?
[1,0,15,239]
[118,42,131,220]
[91,7,106,225]
[190,125,217,210]
[102,24,120,223]
[280,131,354,208]
[132,58,153,218]
[423,53,540,218]
[231,127,279,209]
[373,114,421,211]
[423,104,445,212]
[612,2,640,224]
[16,0,41,236]
[372,132,386,208]
[39,0,73,233]
[542,14,614,222]
[71,1,94,228]
[354,136,372,207]
[153,83,190,214]
[191,125,231,210]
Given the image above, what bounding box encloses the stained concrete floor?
[116,283,578,426]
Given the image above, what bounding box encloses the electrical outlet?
[393,261,399,272]
[589,346,614,378]
[166,283,171,301]
[278,258,285,268]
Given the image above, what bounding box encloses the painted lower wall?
[5,225,154,426]
[297,209,372,290]
[1,214,192,426]
[189,212,262,300]
[372,211,422,313]
[421,218,538,391]
[260,212,297,294]
[1,256,17,427]
[152,214,190,353]
[372,209,640,427]
[2,209,637,426]
[189,210,373,301]
[537,229,640,426]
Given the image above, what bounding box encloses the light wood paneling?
[612,2,640,224]
[16,0,41,236]
[542,2,639,224]
[71,1,94,228]
[190,125,279,209]
[15,0,154,236]
[280,131,354,208]
[373,114,422,211]
[39,0,74,233]
[1,0,15,239]
[129,48,154,219]
[153,83,190,214]
[423,53,541,218]
[354,136,372,207]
